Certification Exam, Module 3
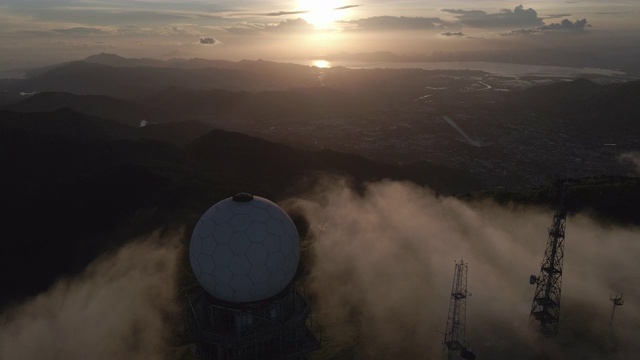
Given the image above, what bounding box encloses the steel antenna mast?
[529,181,570,335]
[610,292,624,323]
[443,260,475,360]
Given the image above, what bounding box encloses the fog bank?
[0,231,182,360]
[291,179,640,359]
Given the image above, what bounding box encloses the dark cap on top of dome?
[232,192,254,202]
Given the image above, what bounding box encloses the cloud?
[442,5,544,28]
[52,27,109,35]
[21,30,53,37]
[334,5,361,11]
[199,37,217,45]
[264,18,314,33]
[224,23,263,35]
[441,31,465,37]
[225,18,314,35]
[289,179,640,359]
[116,25,150,36]
[503,18,591,36]
[0,231,183,360]
[243,5,360,18]
[544,13,573,19]
[262,10,308,17]
[540,18,590,31]
[619,152,640,175]
[341,16,448,31]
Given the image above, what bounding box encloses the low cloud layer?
[265,18,314,33]
[620,152,640,175]
[262,10,308,17]
[341,16,448,31]
[441,31,465,37]
[52,27,109,35]
[2,181,637,359]
[334,5,361,11]
[0,232,183,360]
[442,5,543,28]
[540,18,590,31]
[290,179,640,359]
[505,18,590,36]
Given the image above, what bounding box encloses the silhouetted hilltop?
[83,53,312,74]
[3,54,495,103]
[512,78,602,109]
[165,57,237,69]
[1,86,363,126]
[139,120,215,146]
[584,79,640,135]
[85,53,165,68]
[464,177,640,226]
[6,61,277,98]
[0,79,23,105]
[186,129,480,198]
[508,78,640,139]
[0,115,220,304]
[0,108,137,140]
[4,92,145,126]
[139,86,363,122]
[1,96,216,144]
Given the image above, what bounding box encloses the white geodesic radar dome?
[189,193,300,303]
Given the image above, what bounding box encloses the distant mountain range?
[8,61,279,97]
[10,53,322,97]
[4,76,639,140]
[2,87,370,126]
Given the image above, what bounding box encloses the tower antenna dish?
[610,292,624,322]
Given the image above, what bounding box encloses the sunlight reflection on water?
[312,60,331,68]
[295,60,628,78]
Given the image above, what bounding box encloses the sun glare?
[312,60,331,68]
[299,0,346,29]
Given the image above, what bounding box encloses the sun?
[298,0,347,29]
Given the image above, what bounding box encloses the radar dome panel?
[190,195,300,303]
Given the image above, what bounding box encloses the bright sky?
[0,1,639,69]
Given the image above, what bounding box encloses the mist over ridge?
[0,175,638,359]
[0,231,184,360]
[290,179,640,359]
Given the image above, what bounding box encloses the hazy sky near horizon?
[1,1,639,69]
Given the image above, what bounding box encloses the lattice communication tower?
[610,292,624,322]
[529,181,570,336]
[442,260,475,360]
